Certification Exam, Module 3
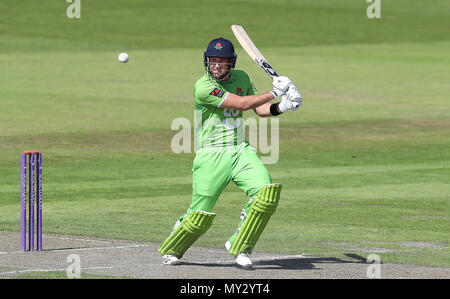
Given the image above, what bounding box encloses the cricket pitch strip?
[0,231,448,279]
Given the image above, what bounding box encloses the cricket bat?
[231,25,299,108]
[231,25,279,78]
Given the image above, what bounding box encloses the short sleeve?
[194,82,229,108]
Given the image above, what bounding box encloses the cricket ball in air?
[118,52,129,63]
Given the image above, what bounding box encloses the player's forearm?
[242,92,276,111]
[221,92,274,111]
[253,102,280,117]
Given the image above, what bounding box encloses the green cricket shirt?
[194,70,257,150]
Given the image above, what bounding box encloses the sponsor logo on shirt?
[210,88,225,98]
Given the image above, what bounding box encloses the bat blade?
[231,25,300,109]
[231,25,278,78]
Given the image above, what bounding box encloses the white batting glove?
[286,85,302,111]
[278,93,295,113]
[270,76,292,98]
[291,103,301,111]
[278,86,303,113]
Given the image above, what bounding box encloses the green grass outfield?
[1,0,449,270]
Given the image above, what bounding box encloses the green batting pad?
[229,183,282,256]
[158,210,216,258]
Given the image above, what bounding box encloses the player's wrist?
[270,103,282,116]
[269,91,278,99]
[270,87,284,99]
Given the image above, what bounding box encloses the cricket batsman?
[158,37,302,269]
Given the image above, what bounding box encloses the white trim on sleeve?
[217,92,229,108]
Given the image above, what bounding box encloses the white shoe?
[162,254,180,265]
[225,241,231,251]
[236,252,254,270]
